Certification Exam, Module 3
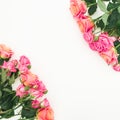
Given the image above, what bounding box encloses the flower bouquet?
[0,44,54,120]
[70,0,120,71]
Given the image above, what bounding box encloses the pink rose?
[16,84,28,98]
[83,30,94,43]
[0,44,13,59]
[40,98,50,108]
[19,56,31,67]
[2,60,18,72]
[32,100,40,109]
[37,107,54,120]
[77,15,94,33]
[99,48,118,65]
[70,0,87,17]
[28,80,47,98]
[113,64,120,71]
[90,33,116,52]
[18,64,29,74]
[20,72,38,87]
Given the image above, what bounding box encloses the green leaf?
[21,107,37,118]
[98,0,107,12]
[3,88,12,93]
[1,69,7,83]
[0,90,2,98]
[8,74,15,85]
[107,2,120,11]
[96,19,104,29]
[114,40,120,47]
[101,13,109,25]
[118,55,120,63]
[118,6,120,13]
[116,45,120,54]
[0,109,14,118]
[88,4,97,15]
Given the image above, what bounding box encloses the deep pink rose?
[28,81,47,99]
[0,44,13,59]
[83,30,94,43]
[18,64,29,74]
[16,84,28,98]
[2,60,18,72]
[19,56,31,66]
[32,100,40,109]
[113,64,120,71]
[90,33,116,52]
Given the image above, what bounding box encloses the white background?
[1,0,120,120]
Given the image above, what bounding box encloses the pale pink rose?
[77,15,94,33]
[83,30,94,43]
[27,80,47,98]
[70,0,87,17]
[19,56,31,66]
[20,72,38,87]
[89,33,116,52]
[0,44,13,59]
[18,64,29,74]
[113,64,120,71]
[2,60,18,72]
[37,107,54,120]
[29,88,44,98]
[16,84,28,98]
[32,100,40,109]
[99,48,118,65]
[40,98,50,108]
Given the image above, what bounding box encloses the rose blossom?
[99,47,118,65]
[89,33,116,52]
[20,72,38,87]
[0,44,13,59]
[113,64,120,71]
[28,80,47,98]
[19,55,31,66]
[16,84,28,98]
[18,64,29,74]
[77,15,94,33]
[83,30,94,43]
[70,0,87,17]
[32,100,40,109]
[37,107,54,120]
[2,60,18,72]
[40,98,50,108]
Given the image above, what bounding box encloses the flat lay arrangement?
[0,44,54,120]
[70,0,120,71]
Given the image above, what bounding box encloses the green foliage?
[98,0,107,12]
[88,4,97,15]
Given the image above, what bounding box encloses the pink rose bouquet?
[0,44,54,120]
[70,0,120,71]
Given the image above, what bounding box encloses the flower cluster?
[70,0,120,71]
[0,44,54,120]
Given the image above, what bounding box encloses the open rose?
[16,84,28,98]
[70,0,87,17]
[0,44,13,59]
[99,47,118,65]
[37,107,54,120]
[83,30,94,43]
[2,60,18,72]
[20,72,38,87]
[113,64,120,71]
[90,33,116,52]
[77,15,94,33]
